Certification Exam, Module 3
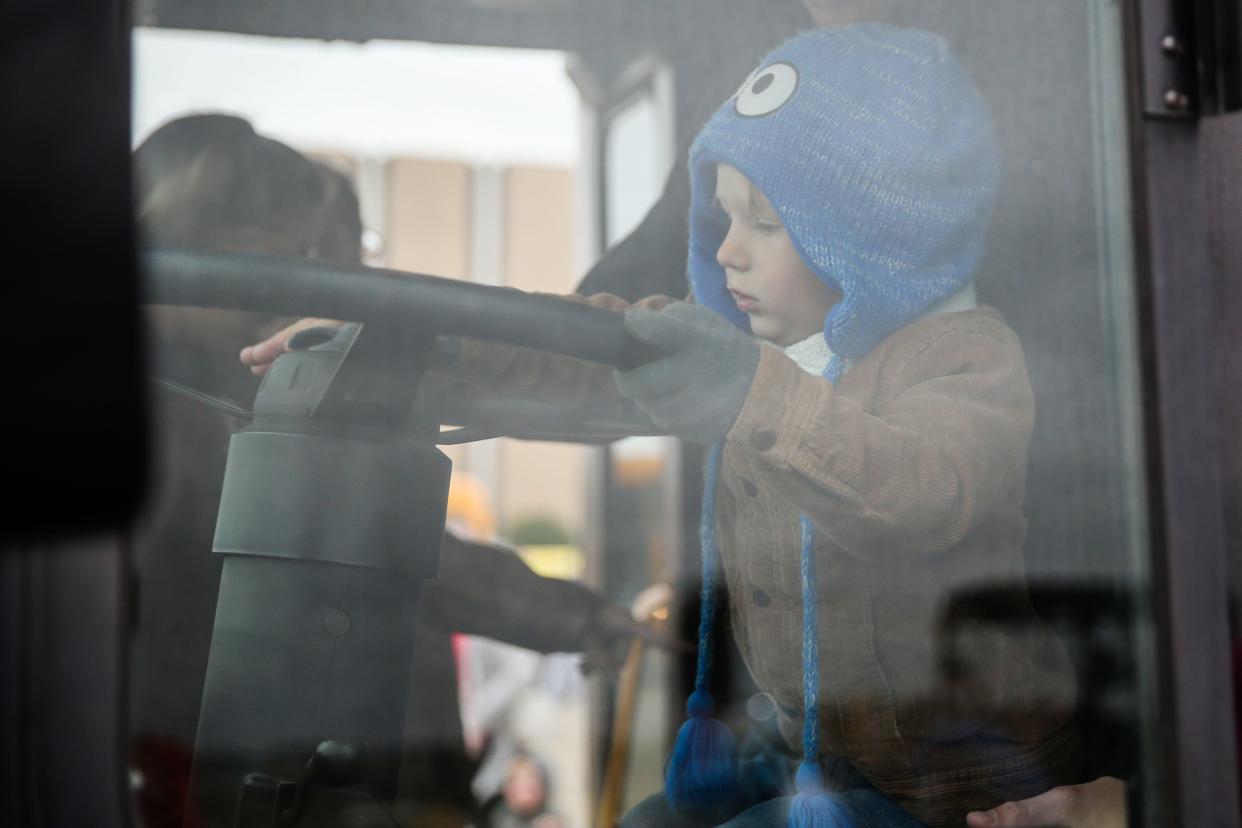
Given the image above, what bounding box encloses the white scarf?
[780,283,979,376]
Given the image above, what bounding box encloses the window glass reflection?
[131,3,1152,827]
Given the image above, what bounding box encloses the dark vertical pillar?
[1137,113,1241,826]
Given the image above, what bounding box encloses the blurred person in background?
[131,113,364,828]
[479,751,564,828]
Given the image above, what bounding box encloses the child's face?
[714,164,841,347]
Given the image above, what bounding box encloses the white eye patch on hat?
[734,62,798,118]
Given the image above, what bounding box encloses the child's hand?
[965,776,1126,828]
[239,317,344,376]
[615,303,760,443]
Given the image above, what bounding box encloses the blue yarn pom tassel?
[789,762,854,828]
[666,442,741,816]
[666,690,740,813]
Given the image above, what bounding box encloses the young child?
[611,26,1082,827]
[242,24,1081,828]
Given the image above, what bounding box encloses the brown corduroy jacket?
[446,294,1082,827]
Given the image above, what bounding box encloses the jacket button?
[750,428,777,450]
[750,587,771,607]
[741,478,759,497]
[746,693,777,721]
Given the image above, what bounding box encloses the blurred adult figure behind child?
[133,114,660,828]
[134,114,502,828]
[130,113,364,828]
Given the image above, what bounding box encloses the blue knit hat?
[667,25,999,828]
[688,23,1000,369]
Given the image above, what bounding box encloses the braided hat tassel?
[665,442,741,815]
[789,354,855,828]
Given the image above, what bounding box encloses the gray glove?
[614,302,760,442]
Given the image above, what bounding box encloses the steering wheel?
[143,248,665,442]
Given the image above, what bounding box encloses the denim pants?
[619,754,926,828]
[620,789,925,828]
